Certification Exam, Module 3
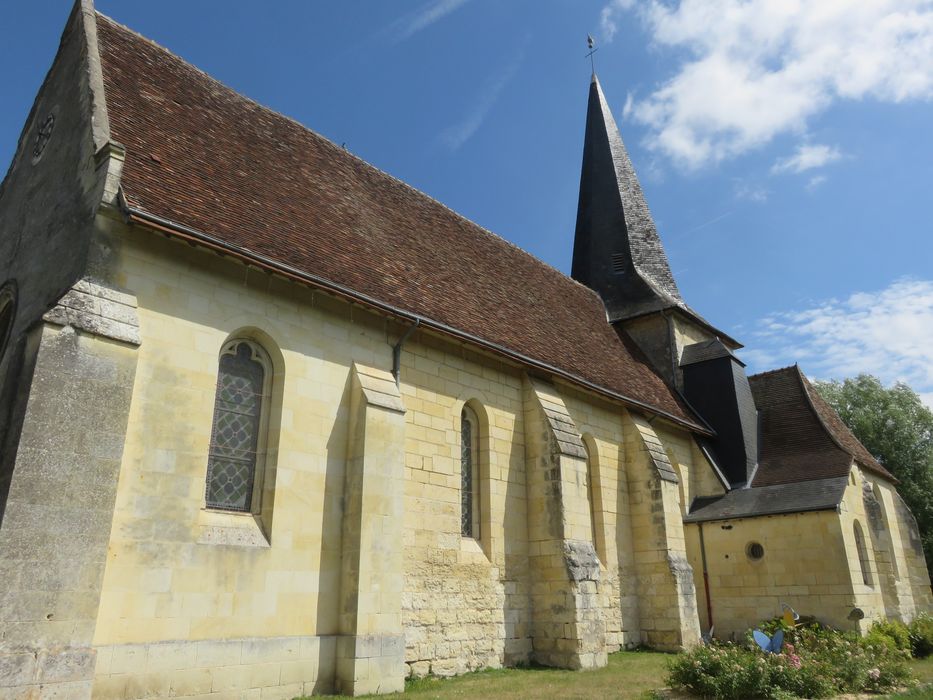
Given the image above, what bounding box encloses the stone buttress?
[625,414,701,649]
[337,363,407,695]
[0,0,139,696]
[522,377,608,669]
[0,281,140,698]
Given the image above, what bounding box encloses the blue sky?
[2,1,932,405]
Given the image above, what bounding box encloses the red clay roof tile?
[749,366,893,486]
[93,13,700,428]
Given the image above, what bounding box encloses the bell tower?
[572,74,758,487]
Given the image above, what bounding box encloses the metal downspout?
[698,522,714,631]
[392,319,420,386]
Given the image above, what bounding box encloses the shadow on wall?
[502,416,531,666]
[314,370,351,693]
[615,427,641,647]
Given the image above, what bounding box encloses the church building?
[1,3,929,698]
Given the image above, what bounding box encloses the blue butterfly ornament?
[753,628,784,654]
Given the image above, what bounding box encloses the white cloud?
[772,144,843,174]
[388,0,470,43]
[744,278,933,408]
[622,91,634,120]
[601,0,635,42]
[806,174,828,191]
[439,43,527,151]
[602,0,933,169]
[733,180,768,202]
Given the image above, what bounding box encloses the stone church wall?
[0,5,138,697]
[685,510,856,640]
[871,477,933,618]
[0,0,110,522]
[64,212,706,697]
[685,465,933,641]
[399,336,530,677]
[89,220,358,697]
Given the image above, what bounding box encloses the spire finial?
[586,34,598,75]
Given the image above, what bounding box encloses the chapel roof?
[92,13,702,430]
[748,365,893,486]
[684,476,848,523]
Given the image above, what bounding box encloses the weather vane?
[586,34,598,73]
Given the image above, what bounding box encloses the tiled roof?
[685,476,847,523]
[749,366,893,486]
[93,14,700,428]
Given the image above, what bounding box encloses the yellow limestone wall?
[686,510,856,640]
[85,215,709,697]
[849,469,933,625]
[398,329,531,677]
[683,466,933,641]
[92,218,383,698]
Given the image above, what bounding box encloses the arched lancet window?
[582,435,606,562]
[873,483,900,580]
[460,404,480,539]
[854,520,873,586]
[205,339,272,512]
[583,440,598,552]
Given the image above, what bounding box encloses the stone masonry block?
[0,652,37,687]
[36,648,96,684]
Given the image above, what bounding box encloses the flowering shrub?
[667,623,912,699]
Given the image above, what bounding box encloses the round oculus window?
[746,542,765,560]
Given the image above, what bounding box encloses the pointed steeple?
[572,74,684,322]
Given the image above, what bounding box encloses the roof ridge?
[747,364,798,381]
[791,365,851,458]
[796,367,894,481]
[93,12,600,304]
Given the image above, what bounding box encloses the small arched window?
[583,440,598,553]
[582,435,606,562]
[460,405,480,539]
[854,521,873,586]
[205,339,272,512]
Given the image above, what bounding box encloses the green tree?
[813,375,933,577]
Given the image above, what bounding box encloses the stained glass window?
[205,340,267,512]
[461,406,479,538]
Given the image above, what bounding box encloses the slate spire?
[572,74,684,322]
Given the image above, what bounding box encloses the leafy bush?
[867,618,911,652]
[667,624,912,699]
[909,614,933,658]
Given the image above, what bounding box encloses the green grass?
[298,650,671,699]
[295,651,933,699]
[885,656,933,698]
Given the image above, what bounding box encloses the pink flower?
[869,668,881,680]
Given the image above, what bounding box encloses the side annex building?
[0,3,930,698]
